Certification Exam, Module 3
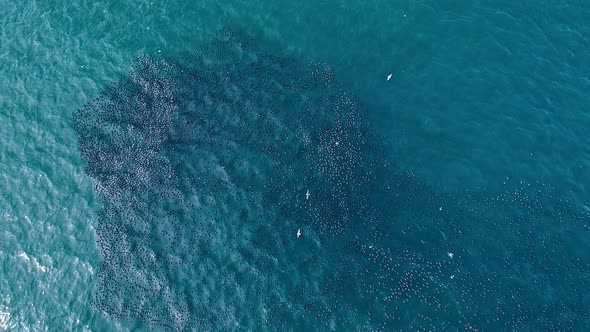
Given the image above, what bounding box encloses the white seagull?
[306,189,310,200]
[297,228,301,238]
[387,73,392,81]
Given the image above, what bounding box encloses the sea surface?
[1,0,589,331]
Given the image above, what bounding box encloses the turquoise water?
[1,0,589,331]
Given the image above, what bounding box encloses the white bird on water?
[297,228,301,238]
[306,189,310,200]
[387,73,392,81]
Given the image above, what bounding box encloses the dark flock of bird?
[74,27,590,331]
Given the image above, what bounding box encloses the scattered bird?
[447,252,454,259]
[387,74,392,81]
[297,228,301,238]
[306,189,310,200]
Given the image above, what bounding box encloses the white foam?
[16,251,48,273]
[0,305,14,330]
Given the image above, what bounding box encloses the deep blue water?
[0,0,589,331]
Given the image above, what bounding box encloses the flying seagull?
[306,189,310,200]
[387,74,392,81]
[297,228,301,238]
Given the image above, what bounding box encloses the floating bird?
[387,74,392,81]
[306,189,310,200]
[297,228,301,238]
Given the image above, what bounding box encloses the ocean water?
[1,0,589,331]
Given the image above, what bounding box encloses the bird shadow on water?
[73,26,590,331]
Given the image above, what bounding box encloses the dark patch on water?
[74,27,590,331]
